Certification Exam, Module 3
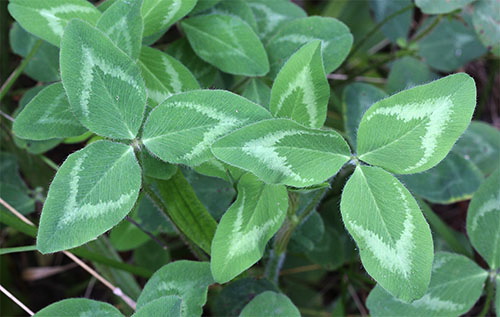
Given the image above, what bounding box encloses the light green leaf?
[210,0,258,32]
[212,118,351,187]
[342,83,387,149]
[416,0,475,14]
[61,20,147,140]
[191,0,221,14]
[141,0,197,38]
[142,90,272,166]
[9,23,60,82]
[400,152,484,204]
[340,165,433,301]
[466,168,500,268]
[240,291,300,317]
[358,73,476,174]
[132,296,182,317]
[266,16,353,78]
[386,57,438,94]
[166,38,218,88]
[181,14,269,76]
[242,79,271,109]
[367,252,487,316]
[137,261,214,317]
[110,219,150,251]
[96,0,143,59]
[211,173,288,283]
[453,121,500,176]
[370,0,412,42]
[139,46,200,107]
[247,0,306,42]
[472,0,500,56]
[8,0,101,47]
[13,83,87,140]
[37,141,141,254]
[146,170,217,254]
[270,40,329,129]
[34,298,124,317]
[418,15,487,72]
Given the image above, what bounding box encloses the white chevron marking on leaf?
[366,96,453,171]
[58,151,134,227]
[275,65,318,127]
[247,3,288,37]
[38,92,78,125]
[103,17,132,54]
[40,4,95,37]
[147,88,169,105]
[162,55,182,93]
[348,185,415,278]
[411,294,465,311]
[80,46,141,117]
[162,0,181,27]
[471,192,500,230]
[227,191,282,258]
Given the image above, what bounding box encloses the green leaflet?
[96,0,143,60]
[9,23,60,82]
[37,141,141,254]
[110,220,149,251]
[269,40,329,129]
[370,0,412,42]
[13,83,87,140]
[212,118,351,187]
[166,38,218,88]
[142,90,272,166]
[242,78,271,109]
[139,46,200,107]
[141,0,197,38]
[210,0,258,32]
[418,15,487,72]
[453,121,500,176]
[239,291,300,317]
[137,261,214,317]
[60,20,147,140]
[247,0,306,42]
[266,16,353,78]
[400,152,484,204]
[146,169,217,254]
[416,0,476,14]
[357,73,476,174]
[0,152,28,190]
[342,83,387,149]
[34,298,124,317]
[140,150,178,181]
[181,14,269,76]
[472,0,500,56]
[466,168,500,269]
[0,182,34,215]
[367,252,487,316]
[386,57,438,94]
[8,0,101,47]
[211,173,288,283]
[340,165,433,301]
[191,0,221,14]
[132,296,182,317]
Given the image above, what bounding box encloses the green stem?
[348,3,415,58]
[0,245,37,255]
[345,49,414,82]
[410,15,443,43]
[478,277,494,317]
[0,40,42,102]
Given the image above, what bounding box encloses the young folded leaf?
[211,173,288,283]
[340,165,433,301]
[142,90,272,166]
[137,261,214,317]
[466,168,500,269]
[142,0,197,38]
[132,296,182,317]
[212,118,351,187]
[240,291,300,317]
[8,0,101,47]
[270,40,329,129]
[37,141,141,254]
[96,0,143,60]
[266,16,353,78]
[13,83,87,140]
[181,14,269,76]
[367,252,488,316]
[138,46,200,107]
[357,73,476,174]
[34,298,124,317]
[60,20,147,140]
